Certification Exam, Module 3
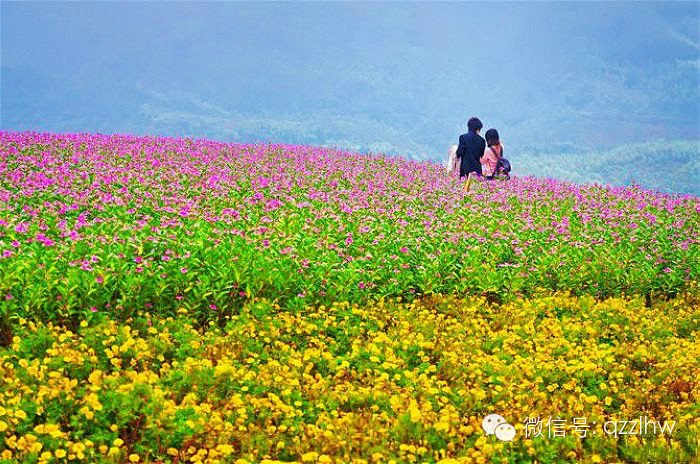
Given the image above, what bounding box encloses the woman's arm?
[480,146,498,164]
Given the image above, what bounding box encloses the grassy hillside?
[0,132,698,463]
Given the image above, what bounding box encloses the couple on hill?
[446,117,510,180]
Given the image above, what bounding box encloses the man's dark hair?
[467,117,483,132]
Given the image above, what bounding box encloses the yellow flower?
[129,454,140,462]
[71,443,85,453]
[55,449,67,458]
[216,444,234,455]
[80,406,94,420]
[408,401,422,422]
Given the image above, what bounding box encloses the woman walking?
[481,128,504,180]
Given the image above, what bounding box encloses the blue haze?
[1,1,699,193]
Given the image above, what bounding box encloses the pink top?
[481,143,503,176]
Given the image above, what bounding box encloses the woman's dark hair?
[467,117,483,132]
[485,128,500,146]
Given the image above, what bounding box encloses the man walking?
[456,117,486,178]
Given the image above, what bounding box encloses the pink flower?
[181,267,188,273]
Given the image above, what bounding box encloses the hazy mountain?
[1,2,698,194]
[515,141,699,196]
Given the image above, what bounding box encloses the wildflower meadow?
[0,131,698,463]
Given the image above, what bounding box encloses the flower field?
[0,131,698,463]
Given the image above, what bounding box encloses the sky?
[1,1,699,161]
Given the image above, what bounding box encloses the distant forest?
[513,141,699,196]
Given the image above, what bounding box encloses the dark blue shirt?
[456,130,486,177]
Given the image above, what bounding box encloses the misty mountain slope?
[2,2,698,194]
[515,141,699,196]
